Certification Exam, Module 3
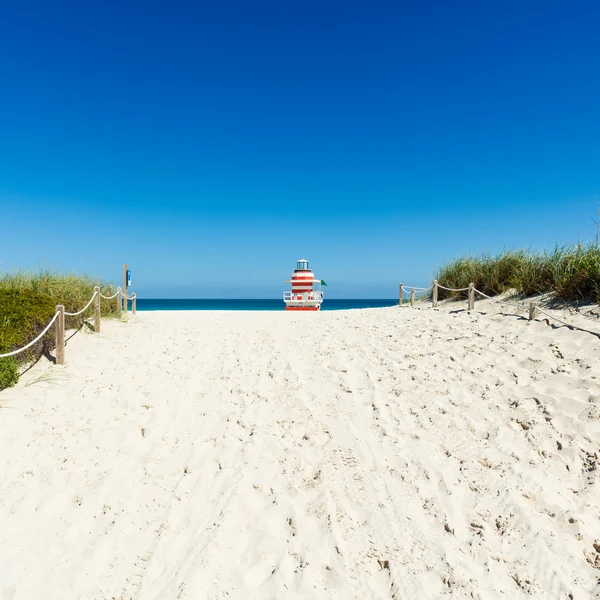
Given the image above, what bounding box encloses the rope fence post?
[132,294,136,315]
[529,302,538,321]
[411,287,415,307]
[399,283,403,306]
[94,287,100,333]
[468,283,475,312]
[117,287,122,316]
[56,305,65,365]
[433,280,438,307]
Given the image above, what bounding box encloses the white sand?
[1,302,600,599]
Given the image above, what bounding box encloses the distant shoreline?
[135,298,398,311]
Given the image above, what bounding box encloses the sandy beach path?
[1,306,599,599]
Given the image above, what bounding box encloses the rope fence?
[100,290,120,300]
[64,290,98,316]
[436,284,470,292]
[0,285,137,364]
[398,280,600,339]
[0,312,61,359]
[473,288,527,310]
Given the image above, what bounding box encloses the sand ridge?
[1,304,599,599]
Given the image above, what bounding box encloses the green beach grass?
[434,243,600,303]
[0,271,120,390]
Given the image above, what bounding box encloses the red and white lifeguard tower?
[283,259,325,311]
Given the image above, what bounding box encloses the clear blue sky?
[1,0,599,298]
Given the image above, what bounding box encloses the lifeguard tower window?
[297,260,309,270]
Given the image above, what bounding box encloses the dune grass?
[0,271,121,390]
[435,243,600,303]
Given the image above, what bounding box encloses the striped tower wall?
[291,270,314,297]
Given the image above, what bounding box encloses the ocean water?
[136,299,398,311]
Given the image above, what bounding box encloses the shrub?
[0,271,121,391]
[0,357,19,389]
[435,243,600,303]
[0,289,57,359]
[0,271,120,323]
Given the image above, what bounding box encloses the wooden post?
[117,287,122,315]
[411,288,415,307]
[123,263,128,315]
[94,286,100,333]
[132,294,136,315]
[399,283,403,305]
[433,280,438,307]
[529,302,538,320]
[55,304,65,365]
[468,283,475,311]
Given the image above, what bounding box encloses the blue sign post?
[123,263,130,314]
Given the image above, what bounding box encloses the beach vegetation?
[0,356,19,389]
[0,271,120,390]
[435,243,600,303]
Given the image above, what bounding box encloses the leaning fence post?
[117,287,122,315]
[94,286,100,333]
[411,288,415,307]
[132,294,136,315]
[529,302,538,320]
[433,280,438,307]
[468,283,475,311]
[399,283,403,305]
[56,304,65,365]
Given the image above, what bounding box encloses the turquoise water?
[137,299,398,311]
